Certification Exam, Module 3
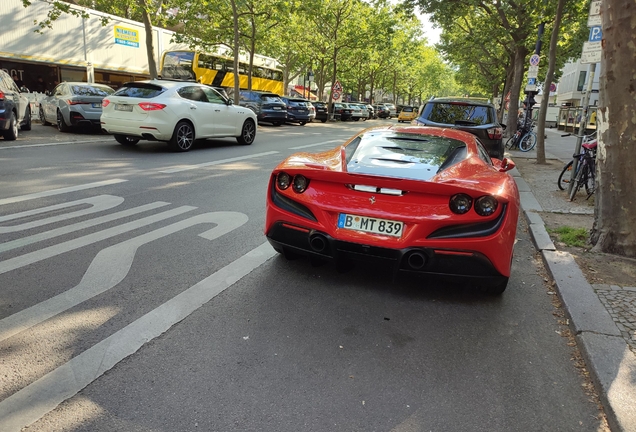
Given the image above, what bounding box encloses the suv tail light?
[139,102,166,111]
[102,99,110,107]
[487,127,503,140]
[0,91,4,101]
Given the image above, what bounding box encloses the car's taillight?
[102,99,110,107]
[474,195,498,216]
[449,194,472,214]
[138,102,166,111]
[67,100,90,105]
[487,127,503,140]
[0,91,5,101]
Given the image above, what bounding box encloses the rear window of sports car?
[113,83,165,98]
[423,102,493,125]
[345,132,467,171]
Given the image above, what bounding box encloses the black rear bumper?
[267,222,506,282]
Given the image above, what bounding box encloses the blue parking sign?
[589,26,602,42]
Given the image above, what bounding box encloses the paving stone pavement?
[594,285,636,354]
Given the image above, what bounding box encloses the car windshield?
[71,85,114,96]
[113,83,165,98]
[425,102,493,125]
[345,131,467,181]
[261,94,282,103]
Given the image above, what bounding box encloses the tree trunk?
[590,0,636,257]
[138,0,158,79]
[506,47,529,137]
[536,0,565,165]
[230,0,240,104]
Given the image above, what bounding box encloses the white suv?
[101,80,258,151]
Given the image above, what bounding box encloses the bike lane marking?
[0,211,248,342]
[0,179,127,206]
[289,139,342,149]
[0,206,196,275]
[159,151,279,173]
[0,202,169,254]
[0,139,111,151]
[0,195,124,233]
[0,242,276,432]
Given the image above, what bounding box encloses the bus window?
[198,54,215,70]
[161,51,195,80]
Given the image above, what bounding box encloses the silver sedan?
[39,82,115,131]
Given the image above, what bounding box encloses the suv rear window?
[260,94,283,103]
[113,83,165,99]
[71,85,114,96]
[423,102,493,125]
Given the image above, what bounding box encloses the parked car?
[280,97,312,126]
[101,79,257,151]
[346,103,367,121]
[414,97,505,158]
[311,101,329,123]
[397,106,417,123]
[331,103,352,121]
[372,104,390,119]
[265,124,519,294]
[0,69,32,140]
[238,90,287,126]
[40,82,114,131]
[381,103,397,118]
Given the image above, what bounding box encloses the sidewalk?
[508,128,636,432]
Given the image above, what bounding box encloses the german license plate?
[337,213,403,237]
[115,104,133,112]
[298,109,306,113]
[273,106,282,110]
[92,103,102,108]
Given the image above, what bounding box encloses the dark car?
[281,97,312,126]
[238,90,287,126]
[0,70,32,140]
[311,101,329,123]
[372,104,390,119]
[331,103,352,121]
[414,97,505,159]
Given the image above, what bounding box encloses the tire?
[2,112,18,140]
[39,105,50,126]
[569,163,587,201]
[557,161,573,190]
[584,161,596,196]
[273,122,282,126]
[320,119,326,123]
[169,121,195,152]
[504,135,516,150]
[299,121,306,126]
[21,106,32,131]
[114,134,140,146]
[236,119,256,145]
[479,277,508,295]
[57,110,69,132]
[519,132,537,152]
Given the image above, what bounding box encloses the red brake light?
[138,102,166,111]
[487,127,503,140]
[0,91,5,101]
[67,99,90,105]
[102,99,110,107]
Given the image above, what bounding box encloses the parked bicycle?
[557,131,597,201]
[504,121,537,152]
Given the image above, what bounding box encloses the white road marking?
[0,139,110,150]
[289,139,342,149]
[0,179,127,206]
[0,195,124,234]
[0,212,248,342]
[160,151,279,173]
[0,202,169,254]
[0,242,277,432]
[0,206,195,275]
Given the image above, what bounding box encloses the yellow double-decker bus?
[160,50,284,95]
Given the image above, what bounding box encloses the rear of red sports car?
[265,125,519,293]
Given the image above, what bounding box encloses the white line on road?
[0,179,128,206]
[0,212,248,342]
[0,195,124,233]
[160,151,279,173]
[0,242,277,432]
[0,201,170,254]
[289,139,342,149]
[0,205,195,275]
[0,139,110,150]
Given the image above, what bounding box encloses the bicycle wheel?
[519,132,537,152]
[584,160,596,197]
[569,163,588,201]
[504,135,516,150]
[557,160,573,190]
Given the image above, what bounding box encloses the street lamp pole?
[307,70,314,99]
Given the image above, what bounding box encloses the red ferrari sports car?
[265,125,520,294]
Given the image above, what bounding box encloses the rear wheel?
[557,161,573,190]
[169,121,194,152]
[504,135,516,150]
[2,112,18,140]
[21,106,32,131]
[57,110,69,132]
[114,134,140,146]
[320,119,326,123]
[519,132,537,152]
[39,105,50,126]
[236,119,256,145]
[299,121,307,126]
[569,164,588,201]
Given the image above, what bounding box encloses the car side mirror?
[20,86,30,93]
[227,98,234,105]
[496,157,515,172]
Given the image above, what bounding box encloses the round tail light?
[277,172,291,190]
[449,194,472,214]
[474,196,498,216]
[292,175,309,193]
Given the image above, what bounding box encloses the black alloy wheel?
[57,110,69,132]
[39,106,50,125]
[169,121,195,152]
[2,112,18,140]
[236,119,256,145]
[21,106,32,131]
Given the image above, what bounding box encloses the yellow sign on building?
[114,26,140,48]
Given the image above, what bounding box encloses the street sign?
[549,83,557,93]
[529,54,541,66]
[525,77,537,92]
[589,26,602,42]
[588,0,601,26]
[528,65,539,79]
[332,90,341,101]
[581,41,602,64]
[333,80,342,92]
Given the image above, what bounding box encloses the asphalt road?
[0,120,604,431]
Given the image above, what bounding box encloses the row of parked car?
[2,72,505,158]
